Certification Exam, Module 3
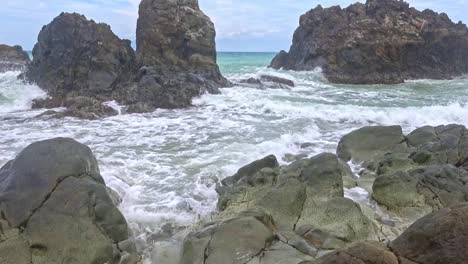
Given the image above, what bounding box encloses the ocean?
[1,52,468,262]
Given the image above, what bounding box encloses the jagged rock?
[0,138,139,264]
[270,0,468,84]
[35,96,118,120]
[24,12,136,111]
[0,44,30,73]
[214,153,387,254]
[134,0,230,109]
[337,126,406,162]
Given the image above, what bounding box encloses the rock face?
[0,138,139,264]
[0,44,30,73]
[179,123,468,264]
[270,0,468,84]
[24,0,229,119]
[180,153,393,263]
[131,0,230,112]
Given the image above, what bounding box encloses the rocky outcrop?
[0,44,30,73]
[130,0,230,112]
[338,124,468,221]
[180,153,394,263]
[24,0,229,119]
[270,0,468,84]
[0,138,139,264]
[23,12,136,119]
[239,75,295,89]
[179,123,468,263]
[317,203,468,264]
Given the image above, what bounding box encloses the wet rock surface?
[0,138,139,264]
[180,123,468,263]
[270,0,468,84]
[0,44,30,73]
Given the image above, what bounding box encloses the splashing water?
[1,53,468,262]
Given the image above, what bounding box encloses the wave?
[0,71,46,113]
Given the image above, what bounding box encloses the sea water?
[1,52,468,261]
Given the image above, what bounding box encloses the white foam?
[0,65,468,262]
[0,71,46,113]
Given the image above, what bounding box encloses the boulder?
[0,138,139,264]
[259,75,295,87]
[270,0,468,84]
[180,210,276,264]
[390,203,468,264]
[25,13,136,107]
[0,44,30,73]
[337,126,406,162]
[317,203,468,264]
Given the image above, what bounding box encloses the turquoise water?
[217,52,276,75]
[1,52,468,263]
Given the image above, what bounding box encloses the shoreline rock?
[0,138,140,264]
[0,44,30,73]
[270,0,468,84]
[23,0,230,119]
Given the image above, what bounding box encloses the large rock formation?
[24,0,229,119]
[131,0,230,112]
[0,138,139,263]
[0,44,30,73]
[270,0,468,84]
[24,12,135,119]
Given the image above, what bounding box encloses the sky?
[0,0,467,52]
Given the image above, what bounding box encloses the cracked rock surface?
[180,124,468,264]
[0,138,139,264]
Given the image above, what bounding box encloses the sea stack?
[23,0,229,118]
[0,44,30,73]
[130,0,230,112]
[270,0,468,84]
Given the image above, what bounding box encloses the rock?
[240,77,263,85]
[218,155,279,189]
[0,44,30,73]
[316,241,399,264]
[390,203,468,264]
[34,96,118,120]
[24,0,230,119]
[270,0,468,84]
[337,126,406,162]
[25,13,136,109]
[259,75,295,87]
[214,153,386,254]
[372,165,468,218]
[0,138,139,263]
[134,0,230,109]
[180,210,276,264]
[317,203,468,264]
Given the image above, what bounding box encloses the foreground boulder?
[0,138,139,264]
[317,203,468,264]
[180,153,393,263]
[0,44,30,73]
[270,0,468,84]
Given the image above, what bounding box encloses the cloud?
[0,0,466,51]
